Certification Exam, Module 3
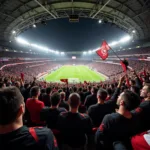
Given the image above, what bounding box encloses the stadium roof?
[0,0,150,47]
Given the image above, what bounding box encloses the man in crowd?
[84,86,98,109]
[0,87,58,150]
[132,83,150,132]
[84,85,92,99]
[59,92,69,111]
[42,87,51,107]
[26,86,45,126]
[0,82,5,88]
[57,93,93,149]
[95,88,141,149]
[88,76,124,127]
[40,92,67,129]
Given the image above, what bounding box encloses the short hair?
[130,80,136,85]
[51,92,60,106]
[91,87,98,94]
[121,90,140,111]
[87,86,91,91]
[58,89,63,93]
[24,83,30,89]
[78,87,82,92]
[97,88,108,101]
[73,87,77,92]
[30,86,40,97]
[46,87,51,95]
[41,88,46,94]
[60,92,66,100]
[0,87,24,125]
[69,93,80,108]
[0,82,5,88]
[107,88,112,96]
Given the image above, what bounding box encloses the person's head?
[140,84,150,99]
[130,80,136,86]
[97,89,108,101]
[0,87,24,126]
[110,84,115,90]
[51,92,61,107]
[73,86,77,92]
[60,92,66,101]
[30,86,40,98]
[0,82,6,88]
[58,89,63,93]
[78,87,82,92]
[46,87,51,95]
[107,88,112,96]
[15,81,21,88]
[131,86,140,96]
[117,90,140,111]
[41,88,46,94]
[87,86,91,92]
[69,93,80,109]
[91,86,98,95]
[24,83,30,89]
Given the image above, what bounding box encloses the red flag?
[20,73,24,81]
[101,41,111,50]
[120,61,127,72]
[96,41,111,60]
[60,79,68,84]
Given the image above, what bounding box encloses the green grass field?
[43,65,106,83]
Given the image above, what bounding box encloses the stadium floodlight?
[132,30,136,33]
[50,50,55,53]
[109,41,118,46]
[98,19,102,23]
[61,52,65,55]
[31,44,38,48]
[55,51,59,54]
[119,36,131,43]
[16,38,30,45]
[83,51,87,54]
[33,24,36,28]
[12,30,16,34]
[88,50,92,54]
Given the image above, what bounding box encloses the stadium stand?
[0,0,150,150]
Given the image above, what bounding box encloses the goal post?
[68,78,80,83]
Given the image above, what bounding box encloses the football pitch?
[43,65,106,83]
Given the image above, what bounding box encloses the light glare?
[12,30,16,34]
[33,24,36,28]
[119,36,131,43]
[98,20,102,23]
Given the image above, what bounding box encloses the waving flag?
[60,79,68,84]
[120,60,129,72]
[96,41,111,60]
[20,72,24,81]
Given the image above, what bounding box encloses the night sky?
[19,18,128,52]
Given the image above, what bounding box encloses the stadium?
[0,0,150,150]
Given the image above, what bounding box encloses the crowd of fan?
[0,62,57,81]
[89,62,123,77]
[109,47,150,56]
[0,61,150,150]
